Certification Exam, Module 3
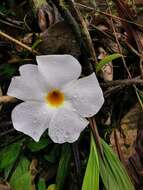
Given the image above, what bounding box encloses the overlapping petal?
[7,64,48,101]
[37,55,81,88]
[12,101,55,141]
[48,107,89,143]
[63,73,104,117]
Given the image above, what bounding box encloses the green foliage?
[99,139,135,190]
[0,3,8,14]
[47,184,56,190]
[27,137,51,152]
[138,90,143,101]
[96,53,122,72]
[82,134,134,190]
[10,157,32,190]
[0,64,16,79]
[56,144,71,190]
[82,133,99,190]
[0,142,21,170]
[135,87,143,110]
[38,178,47,190]
[32,38,42,50]
[44,145,60,163]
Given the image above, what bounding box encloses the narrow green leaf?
[32,38,42,50]
[10,157,32,190]
[96,53,122,72]
[56,144,71,190]
[99,139,135,190]
[82,133,99,190]
[38,178,46,190]
[135,87,143,110]
[0,142,21,170]
[27,138,51,152]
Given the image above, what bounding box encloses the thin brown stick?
[0,19,24,30]
[89,117,104,159]
[0,96,17,104]
[0,31,38,54]
[105,0,132,78]
[0,129,15,137]
[101,77,143,87]
[104,85,123,98]
[76,2,143,29]
[124,40,141,57]
[114,129,126,164]
[67,1,97,66]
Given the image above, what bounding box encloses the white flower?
[7,55,104,143]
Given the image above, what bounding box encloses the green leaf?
[99,139,135,190]
[82,133,99,190]
[27,138,51,152]
[56,144,71,190]
[38,178,46,190]
[10,157,32,190]
[0,64,16,78]
[44,145,60,163]
[138,90,143,101]
[135,88,143,110]
[47,184,56,190]
[32,38,42,50]
[0,4,8,14]
[0,142,21,170]
[96,53,122,72]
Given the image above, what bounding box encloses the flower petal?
[12,101,55,142]
[63,73,104,117]
[37,55,81,88]
[48,107,89,143]
[7,64,48,101]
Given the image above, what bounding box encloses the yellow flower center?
[45,89,64,107]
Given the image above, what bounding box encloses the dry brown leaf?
[30,159,38,190]
[38,21,80,57]
[0,183,11,190]
[110,103,142,160]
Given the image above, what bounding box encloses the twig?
[0,19,24,30]
[101,77,143,87]
[8,58,32,64]
[52,0,93,74]
[76,2,143,30]
[0,96,17,104]
[0,11,24,26]
[124,40,141,57]
[0,129,15,137]
[114,129,126,164]
[113,129,134,181]
[0,31,38,54]
[0,121,12,127]
[89,117,104,159]
[104,85,124,98]
[106,0,132,78]
[67,1,98,67]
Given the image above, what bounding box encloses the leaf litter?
[0,0,143,189]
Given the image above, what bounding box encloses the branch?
[0,31,38,54]
[0,96,17,104]
[101,77,143,87]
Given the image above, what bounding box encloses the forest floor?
[0,0,143,190]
